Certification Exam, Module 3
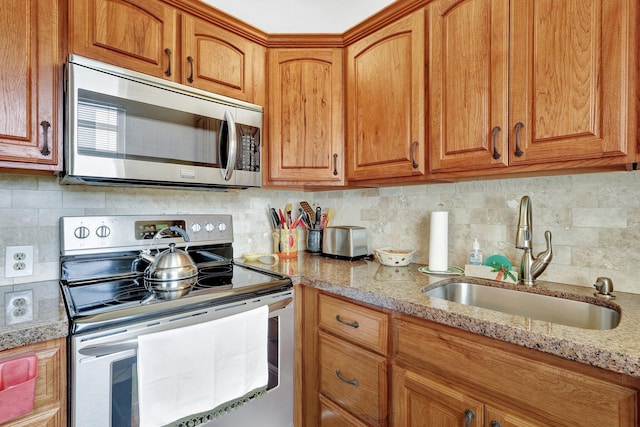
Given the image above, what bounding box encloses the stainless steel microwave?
[61,55,262,189]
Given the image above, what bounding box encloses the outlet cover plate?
[4,246,34,278]
[5,289,34,325]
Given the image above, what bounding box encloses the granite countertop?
[237,252,640,378]
[0,280,68,351]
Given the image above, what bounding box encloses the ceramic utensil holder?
[306,229,323,253]
[273,229,298,259]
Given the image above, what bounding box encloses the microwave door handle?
[223,110,238,181]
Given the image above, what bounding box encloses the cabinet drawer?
[319,394,371,427]
[394,319,637,426]
[319,294,389,354]
[319,331,387,426]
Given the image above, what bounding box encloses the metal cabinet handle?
[492,126,501,160]
[514,122,524,157]
[164,48,172,77]
[335,369,359,387]
[411,141,419,168]
[490,421,501,427]
[39,121,51,156]
[332,153,339,176]
[465,409,475,427]
[187,56,194,83]
[335,314,359,328]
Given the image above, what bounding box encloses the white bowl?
[374,248,416,267]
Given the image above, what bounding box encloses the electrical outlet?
[5,290,33,325]
[4,246,34,278]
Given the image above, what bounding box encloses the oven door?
[69,290,293,427]
[63,54,262,189]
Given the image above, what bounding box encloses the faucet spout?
[515,196,553,286]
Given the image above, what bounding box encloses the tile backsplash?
[2,170,640,294]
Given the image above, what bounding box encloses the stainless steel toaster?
[322,226,368,259]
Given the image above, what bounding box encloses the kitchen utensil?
[314,206,322,229]
[374,248,416,267]
[300,201,315,224]
[285,203,293,227]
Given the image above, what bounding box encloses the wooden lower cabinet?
[0,338,66,427]
[392,317,638,427]
[297,287,640,427]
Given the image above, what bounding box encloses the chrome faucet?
[515,196,553,286]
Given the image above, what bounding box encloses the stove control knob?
[204,222,215,232]
[96,225,111,238]
[74,226,90,239]
[217,222,227,232]
[191,223,202,233]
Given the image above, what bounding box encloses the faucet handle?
[593,277,615,299]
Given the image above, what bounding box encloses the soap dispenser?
[469,238,484,265]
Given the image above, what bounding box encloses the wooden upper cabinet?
[427,0,509,172]
[509,0,630,164]
[181,14,264,102]
[69,0,178,79]
[0,0,62,171]
[346,9,426,183]
[429,0,634,173]
[267,48,344,185]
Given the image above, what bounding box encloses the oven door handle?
[79,298,292,357]
[78,339,138,357]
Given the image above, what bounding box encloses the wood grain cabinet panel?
[345,9,426,183]
[319,331,388,427]
[318,293,388,354]
[0,0,62,171]
[428,0,635,173]
[182,14,264,102]
[392,317,638,426]
[267,48,344,186]
[69,0,178,79]
[0,338,66,427]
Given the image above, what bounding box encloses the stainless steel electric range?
[59,214,294,427]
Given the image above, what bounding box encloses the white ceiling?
[201,0,396,33]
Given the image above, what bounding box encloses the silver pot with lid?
[138,226,198,297]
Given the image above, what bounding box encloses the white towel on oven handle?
[137,305,269,427]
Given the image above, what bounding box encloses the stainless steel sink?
[423,281,620,330]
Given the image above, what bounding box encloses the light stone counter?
[0,280,68,351]
[237,252,640,378]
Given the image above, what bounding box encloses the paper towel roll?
[429,210,448,271]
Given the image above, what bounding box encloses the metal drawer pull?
[39,121,51,156]
[411,141,419,168]
[490,421,501,427]
[333,153,339,176]
[464,409,475,427]
[336,369,359,387]
[491,126,501,159]
[164,48,172,77]
[335,314,359,328]
[514,122,524,157]
[187,56,194,83]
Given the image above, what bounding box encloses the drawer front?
[319,331,388,427]
[319,394,371,427]
[319,294,389,354]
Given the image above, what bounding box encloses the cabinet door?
[69,0,177,79]
[0,0,61,170]
[0,338,66,427]
[391,365,483,427]
[267,48,344,185]
[509,0,631,164]
[346,9,426,182]
[182,14,264,102]
[427,0,510,172]
[485,405,550,427]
